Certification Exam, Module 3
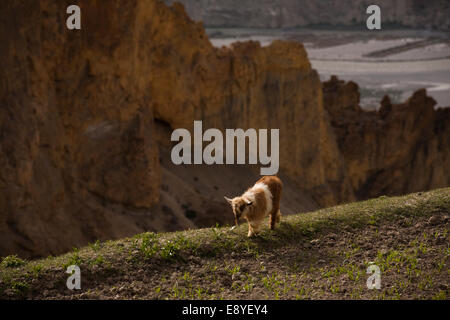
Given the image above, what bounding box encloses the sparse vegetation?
[1,255,26,268]
[0,188,448,300]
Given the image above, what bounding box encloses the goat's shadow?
[241,221,340,269]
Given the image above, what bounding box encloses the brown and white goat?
[225,176,282,237]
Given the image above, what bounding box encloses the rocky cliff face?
[0,0,165,258]
[165,0,450,30]
[323,76,450,199]
[149,33,355,206]
[0,0,353,258]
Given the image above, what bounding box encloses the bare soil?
[1,189,449,300]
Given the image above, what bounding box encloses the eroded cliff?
[323,76,450,199]
[0,0,353,258]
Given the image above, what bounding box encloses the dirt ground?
[1,189,448,300]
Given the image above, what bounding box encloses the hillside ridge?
[1,188,448,300]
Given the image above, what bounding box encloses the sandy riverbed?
[207,28,450,109]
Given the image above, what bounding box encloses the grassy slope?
[1,188,449,300]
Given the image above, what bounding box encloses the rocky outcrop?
[165,0,450,30]
[323,76,450,199]
[149,33,355,206]
[0,0,168,258]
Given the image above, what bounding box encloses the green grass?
[0,187,448,299]
[1,255,26,268]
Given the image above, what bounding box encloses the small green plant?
[91,255,105,266]
[11,281,29,294]
[243,280,254,292]
[31,264,43,276]
[211,227,222,241]
[170,284,186,299]
[347,265,361,281]
[368,215,377,225]
[436,258,445,272]
[183,271,191,282]
[138,232,160,259]
[418,242,428,254]
[432,290,446,300]
[262,273,284,298]
[160,240,179,260]
[195,287,206,299]
[330,283,340,293]
[225,264,241,277]
[1,255,26,268]
[63,250,82,269]
[89,240,101,252]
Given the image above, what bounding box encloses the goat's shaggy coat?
[225,176,282,237]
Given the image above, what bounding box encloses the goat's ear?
[224,196,233,204]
